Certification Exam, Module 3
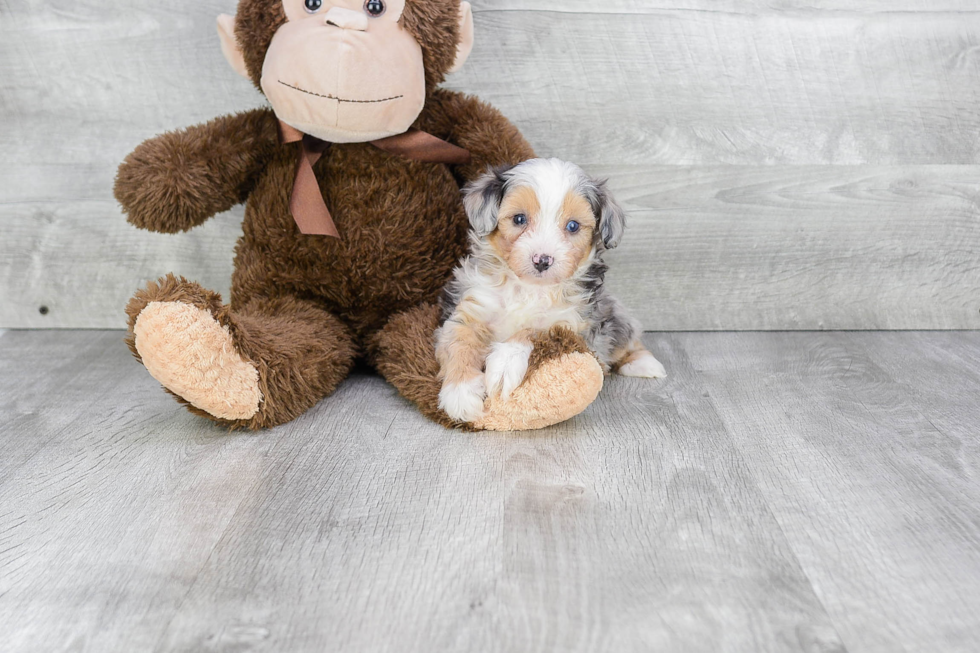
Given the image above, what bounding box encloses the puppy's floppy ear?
[589,179,627,249]
[463,165,513,236]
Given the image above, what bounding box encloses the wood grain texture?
[680,331,980,653]
[2,1,980,329]
[470,1,980,12]
[5,330,980,651]
[0,330,850,653]
[452,5,980,166]
[1,0,253,329]
[0,331,291,652]
[3,164,978,330]
[855,332,980,464]
[601,165,980,331]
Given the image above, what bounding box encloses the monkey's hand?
[421,89,536,185]
[114,109,279,233]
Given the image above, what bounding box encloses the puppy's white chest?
[486,283,585,341]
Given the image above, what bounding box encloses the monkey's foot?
[475,328,603,432]
[126,275,261,422]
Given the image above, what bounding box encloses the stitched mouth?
[278,81,403,104]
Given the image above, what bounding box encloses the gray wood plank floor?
[1,330,978,652]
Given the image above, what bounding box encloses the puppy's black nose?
[533,254,554,272]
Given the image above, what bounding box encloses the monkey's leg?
[126,274,357,429]
[370,304,604,431]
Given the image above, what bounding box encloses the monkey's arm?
[423,89,536,184]
[114,108,280,233]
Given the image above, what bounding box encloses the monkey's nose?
[533,254,554,273]
[324,7,369,31]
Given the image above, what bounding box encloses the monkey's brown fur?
[115,0,599,430]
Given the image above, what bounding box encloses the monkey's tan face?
[260,0,426,142]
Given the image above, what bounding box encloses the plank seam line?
[148,427,298,651]
[669,332,857,653]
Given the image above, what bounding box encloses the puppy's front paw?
[619,351,667,379]
[439,376,487,423]
[484,341,534,400]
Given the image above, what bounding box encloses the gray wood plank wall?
[1,1,978,329]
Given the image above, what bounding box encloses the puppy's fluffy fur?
[436,158,666,423]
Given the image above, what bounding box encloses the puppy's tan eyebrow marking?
[278,81,404,104]
[499,185,541,221]
[561,190,596,226]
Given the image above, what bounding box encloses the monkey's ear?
[590,179,627,249]
[463,165,511,237]
[447,2,475,74]
[217,14,250,79]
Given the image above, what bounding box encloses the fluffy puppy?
[435,158,666,423]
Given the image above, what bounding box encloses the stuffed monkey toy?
[115,0,604,431]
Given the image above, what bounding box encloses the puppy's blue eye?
[513,214,528,227]
[566,220,581,234]
[305,0,322,12]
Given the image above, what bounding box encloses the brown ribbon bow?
[278,121,472,238]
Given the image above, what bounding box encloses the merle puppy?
[435,158,666,423]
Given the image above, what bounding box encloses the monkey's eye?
[566,220,581,234]
[513,214,528,227]
[364,0,386,16]
[304,0,323,12]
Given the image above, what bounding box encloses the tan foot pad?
[133,301,262,421]
[475,352,603,432]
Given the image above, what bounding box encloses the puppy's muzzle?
[533,254,554,273]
